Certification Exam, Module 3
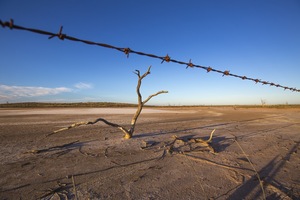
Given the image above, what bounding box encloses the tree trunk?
[51,66,168,139]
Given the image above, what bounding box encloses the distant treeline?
[0,102,299,109]
[0,102,138,108]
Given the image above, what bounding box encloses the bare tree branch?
[134,66,151,105]
[51,66,168,139]
[143,90,169,105]
[127,66,168,138]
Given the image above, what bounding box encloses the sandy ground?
[0,107,299,200]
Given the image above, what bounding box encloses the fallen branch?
[48,118,128,136]
[166,129,216,154]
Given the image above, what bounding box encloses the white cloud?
[0,84,72,100]
[74,82,93,89]
[0,94,10,100]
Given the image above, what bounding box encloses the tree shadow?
[133,122,232,139]
[41,152,164,184]
[134,114,286,139]
[211,136,234,153]
[1,183,31,192]
[25,140,95,157]
[228,141,300,199]
[134,124,236,153]
[236,123,298,140]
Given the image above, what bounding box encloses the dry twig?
[233,136,266,200]
[71,175,78,200]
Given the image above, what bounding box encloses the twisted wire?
[1,19,299,92]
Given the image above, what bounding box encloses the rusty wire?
[1,19,299,92]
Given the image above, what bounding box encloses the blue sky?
[0,0,299,105]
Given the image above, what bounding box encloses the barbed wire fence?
[1,19,299,93]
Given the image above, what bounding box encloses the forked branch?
[51,66,168,139]
[128,66,168,137]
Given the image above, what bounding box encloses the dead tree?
[50,66,168,139]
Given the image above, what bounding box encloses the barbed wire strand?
[1,19,299,92]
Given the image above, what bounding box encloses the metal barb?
[124,48,130,58]
[223,70,230,76]
[161,54,171,64]
[207,67,212,73]
[186,59,194,68]
[9,19,14,29]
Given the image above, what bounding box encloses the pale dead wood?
[128,66,168,138]
[166,129,216,154]
[50,66,168,139]
[48,118,128,137]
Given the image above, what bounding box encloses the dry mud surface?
[0,107,299,200]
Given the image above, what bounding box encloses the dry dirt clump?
[0,107,299,199]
